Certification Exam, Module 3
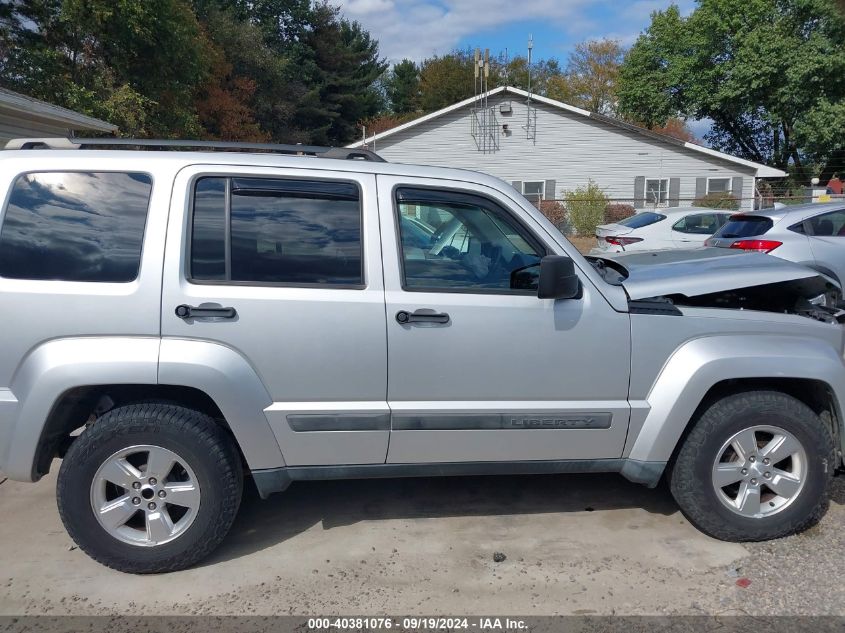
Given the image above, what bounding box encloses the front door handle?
[396,309,450,325]
[175,304,237,320]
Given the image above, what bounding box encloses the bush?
[604,203,635,223]
[564,180,609,236]
[693,191,740,210]
[538,199,567,229]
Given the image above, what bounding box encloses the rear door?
[671,212,728,247]
[377,175,632,464]
[806,208,845,283]
[161,164,388,466]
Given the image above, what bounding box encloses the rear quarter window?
[617,212,666,229]
[0,171,152,282]
[713,215,774,238]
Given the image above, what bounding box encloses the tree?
[0,0,213,137]
[295,2,386,145]
[502,56,562,96]
[417,50,478,112]
[197,6,295,141]
[651,118,698,143]
[617,0,845,177]
[386,59,420,114]
[564,39,623,115]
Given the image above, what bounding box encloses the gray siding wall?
[371,93,757,210]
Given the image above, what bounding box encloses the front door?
[377,175,632,464]
[161,165,388,466]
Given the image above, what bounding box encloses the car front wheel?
[669,390,835,541]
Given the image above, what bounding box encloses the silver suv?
[0,138,843,573]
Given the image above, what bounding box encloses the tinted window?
[713,215,774,238]
[191,178,227,280]
[189,177,363,286]
[396,188,544,292]
[0,171,152,282]
[618,212,666,229]
[671,213,724,235]
[808,209,845,237]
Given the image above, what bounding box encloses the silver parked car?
[0,138,843,573]
[705,202,845,286]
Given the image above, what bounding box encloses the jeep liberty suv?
[0,138,843,573]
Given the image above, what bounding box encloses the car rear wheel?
[57,403,243,573]
[669,391,834,541]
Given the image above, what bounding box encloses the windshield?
[617,212,666,229]
[713,215,774,238]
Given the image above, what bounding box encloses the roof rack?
[4,137,386,162]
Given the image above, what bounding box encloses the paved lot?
[0,470,842,616]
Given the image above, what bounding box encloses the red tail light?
[729,239,782,253]
[605,236,643,246]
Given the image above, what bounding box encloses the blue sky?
[336,0,696,63]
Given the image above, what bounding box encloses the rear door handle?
[175,304,237,320]
[396,309,450,324]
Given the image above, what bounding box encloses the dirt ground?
[565,235,596,255]
[0,470,842,616]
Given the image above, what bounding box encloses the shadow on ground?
[205,472,679,566]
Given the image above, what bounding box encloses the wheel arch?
[624,335,845,467]
[3,337,285,482]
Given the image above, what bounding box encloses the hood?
[602,247,820,300]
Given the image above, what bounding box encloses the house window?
[707,177,731,194]
[644,178,669,206]
[522,181,545,205]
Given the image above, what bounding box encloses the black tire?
[57,403,243,573]
[669,390,834,542]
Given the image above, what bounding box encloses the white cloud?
[336,0,604,62]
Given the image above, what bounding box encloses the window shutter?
[544,179,556,200]
[511,180,523,193]
[634,176,645,207]
[731,176,743,201]
[668,178,681,207]
[695,177,707,201]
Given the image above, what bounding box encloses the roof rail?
[4,137,386,162]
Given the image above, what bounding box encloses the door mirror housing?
[538,255,581,300]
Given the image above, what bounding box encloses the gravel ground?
[0,469,842,616]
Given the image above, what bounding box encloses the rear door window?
[671,213,723,235]
[189,176,363,287]
[807,209,845,237]
[0,171,152,282]
[713,215,774,238]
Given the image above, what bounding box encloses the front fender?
[2,337,160,481]
[158,338,285,471]
[624,335,845,464]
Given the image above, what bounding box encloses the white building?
[350,86,785,211]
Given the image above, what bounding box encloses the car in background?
[592,207,733,254]
[705,202,845,287]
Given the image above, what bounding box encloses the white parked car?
[591,207,733,254]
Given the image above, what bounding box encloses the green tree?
[564,39,623,115]
[1,0,213,137]
[295,2,386,144]
[386,59,420,114]
[418,50,478,112]
[617,0,845,177]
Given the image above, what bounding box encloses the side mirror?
[538,255,581,300]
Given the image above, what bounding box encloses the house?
[349,86,785,211]
[0,87,117,146]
